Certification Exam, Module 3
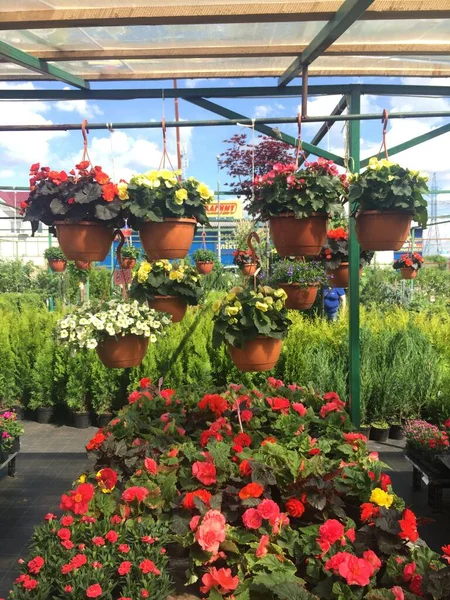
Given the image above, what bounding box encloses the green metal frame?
[0,39,89,89]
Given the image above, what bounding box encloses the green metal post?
[348,90,361,428]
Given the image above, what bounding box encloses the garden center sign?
[205,200,243,220]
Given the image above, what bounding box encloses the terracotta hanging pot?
[326,262,362,288]
[400,267,418,280]
[196,261,214,275]
[229,337,282,372]
[139,217,196,260]
[148,295,188,323]
[75,260,91,271]
[355,210,412,251]
[48,259,66,273]
[269,212,328,257]
[120,258,136,270]
[278,284,318,310]
[240,263,257,277]
[96,335,149,368]
[55,221,114,261]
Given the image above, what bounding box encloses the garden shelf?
[0,437,20,478]
[405,452,450,512]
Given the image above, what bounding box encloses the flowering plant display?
[404,419,449,458]
[267,260,328,288]
[233,250,256,267]
[248,159,347,221]
[193,248,216,263]
[56,299,170,352]
[10,377,450,600]
[393,252,424,272]
[320,227,374,269]
[0,410,23,452]
[130,260,204,305]
[123,170,213,228]
[44,247,66,262]
[23,162,126,235]
[120,245,141,260]
[212,285,290,348]
[349,158,429,228]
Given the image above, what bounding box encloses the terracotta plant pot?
[148,296,188,323]
[196,261,214,275]
[139,217,196,260]
[400,267,417,280]
[55,221,114,261]
[355,210,412,251]
[240,263,257,277]
[75,260,91,270]
[121,258,136,270]
[96,335,149,368]
[229,337,282,372]
[48,259,66,273]
[269,212,328,256]
[278,284,318,310]
[326,262,362,288]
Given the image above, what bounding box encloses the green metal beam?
[298,95,347,166]
[361,122,450,168]
[278,0,375,86]
[185,97,345,166]
[348,90,361,429]
[0,39,89,89]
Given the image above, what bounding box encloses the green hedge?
[0,295,449,424]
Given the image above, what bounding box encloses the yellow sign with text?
[205,200,243,220]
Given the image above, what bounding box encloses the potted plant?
[233,249,257,276]
[56,299,170,368]
[393,252,424,280]
[212,285,290,371]
[0,410,23,463]
[130,260,204,323]
[389,421,405,441]
[320,227,373,287]
[44,246,66,272]
[404,419,449,467]
[267,259,328,310]
[90,356,123,427]
[250,160,347,256]
[22,161,125,261]
[369,420,390,443]
[75,260,91,270]
[123,170,212,260]
[192,248,216,275]
[120,245,140,269]
[349,158,429,250]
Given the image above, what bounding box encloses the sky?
[1,74,450,253]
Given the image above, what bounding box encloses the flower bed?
[8,377,450,600]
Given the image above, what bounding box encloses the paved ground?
[1,424,450,597]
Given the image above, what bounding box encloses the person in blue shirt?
[323,287,346,321]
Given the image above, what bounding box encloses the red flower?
[72,554,87,569]
[346,528,356,543]
[96,468,117,491]
[327,227,348,240]
[239,482,264,500]
[343,432,367,445]
[57,528,71,541]
[256,534,270,558]
[267,377,284,388]
[398,508,419,543]
[139,559,161,575]
[105,530,119,543]
[292,402,307,416]
[403,562,416,582]
[317,519,345,552]
[200,567,239,595]
[338,554,374,586]
[360,502,379,522]
[61,540,74,550]
[195,510,226,554]
[140,377,151,388]
[182,489,212,510]
[144,458,158,474]
[94,170,110,185]
[60,516,74,527]
[320,401,343,419]
[22,577,38,591]
[380,473,392,491]
[60,483,95,515]
[118,544,130,553]
[44,513,57,521]
[286,498,305,518]
[232,432,252,452]
[141,591,149,599]
[267,396,290,414]
[30,162,40,172]
[243,508,263,529]
[65,585,73,593]
[192,461,217,486]
[239,459,252,477]
[92,537,105,546]
[86,584,103,598]
[392,587,405,600]
[141,536,155,544]
[257,499,280,521]
[128,390,142,404]
[121,486,149,503]
[111,515,122,525]
[118,561,132,575]
[409,574,423,596]
[198,393,229,416]
[160,388,175,400]
[261,436,277,446]
[241,410,253,422]
[442,544,450,563]
[27,556,44,574]
[86,432,106,451]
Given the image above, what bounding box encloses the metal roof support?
[184,97,345,166]
[0,39,89,89]
[278,0,375,86]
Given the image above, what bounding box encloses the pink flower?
[105,530,119,543]
[128,390,142,404]
[256,534,270,558]
[392,586,405,600]
[292,403,307,416]
[242,508,263,530]
[200,567,239,595]
[139,559,161,575]
[241,410,253,422]
[121,486,149,503]
[86,584,102,598]
[195,510,226,554]
[192,461,217,485]
[118,561,132,575]
[257,499,280,521]
[190,515,201,532]
[363,550,381,570]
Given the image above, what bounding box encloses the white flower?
[86,339,98,349]
[60,330,68,339]
[150,334,157,343]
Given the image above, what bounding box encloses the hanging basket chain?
[377,109,389,160]
[201,228,207,250]
[80,119,93,166]
[295,112,305,170]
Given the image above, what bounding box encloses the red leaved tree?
[218,133,296,198]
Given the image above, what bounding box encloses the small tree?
[218,133,296,198]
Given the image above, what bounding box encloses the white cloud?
[53,86,103,118]
[253,104,273,118]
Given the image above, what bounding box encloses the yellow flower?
[274,288,288,301]
[264,296,274,305]
[137,261,152,283]
[197,182,214,200]
[213,300,222,314]
[225,305,240,317]
[256,301,268,312]
[369,487,394,508]
[275,299,284,311]
[175,188,188,205]
[117,181,129,201]
[229,317,238,324]
[159,169,175,180]
[78,474,87,483]
[226,292,236,302]
[169,270,184,282]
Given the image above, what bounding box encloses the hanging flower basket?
[266,260,327,310]
[192,249,216,275]
[44,247,67,272]
[320,228,372,287]
[121,258,136,270]
[139,217,196,260]
[270,212,328,257]
[240,263,257,277]
[75,260,91,271]
[326,263,364,288]
[393,252,423,280]
[233,250,257,276]
[355,211,413,251]
[56,221,115,261]
[278,284,318,310]
[48,259,66,273]
[148,296,188,323]
[229,337,282,372]
[400,267,418,280]
[96,335,150,369]
[195,262,214,275]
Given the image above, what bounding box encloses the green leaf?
[74,181,101,204]
[170,513,191,535]
[95,201,121,221]
[50,198,69,215]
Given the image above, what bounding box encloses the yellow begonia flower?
[225,305,240,317]
[117,182,129,200]
[169,270,184,282]
[274,288,288,301]
[213,300,222,314]
[226,292,236,302]
[78,474,87,483]
[159,169,175,180]
[175,188,188,205]
[197,183,213,200]
[275,299,284,311]
[369,487,394,508]
[256,301,269,312]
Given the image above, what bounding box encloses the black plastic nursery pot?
[359,426,371,438]
[72,412,90,429]
[389,424,405,441]
[36,406,53,424]
[98,413,113,428]
[369,426,389,443]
